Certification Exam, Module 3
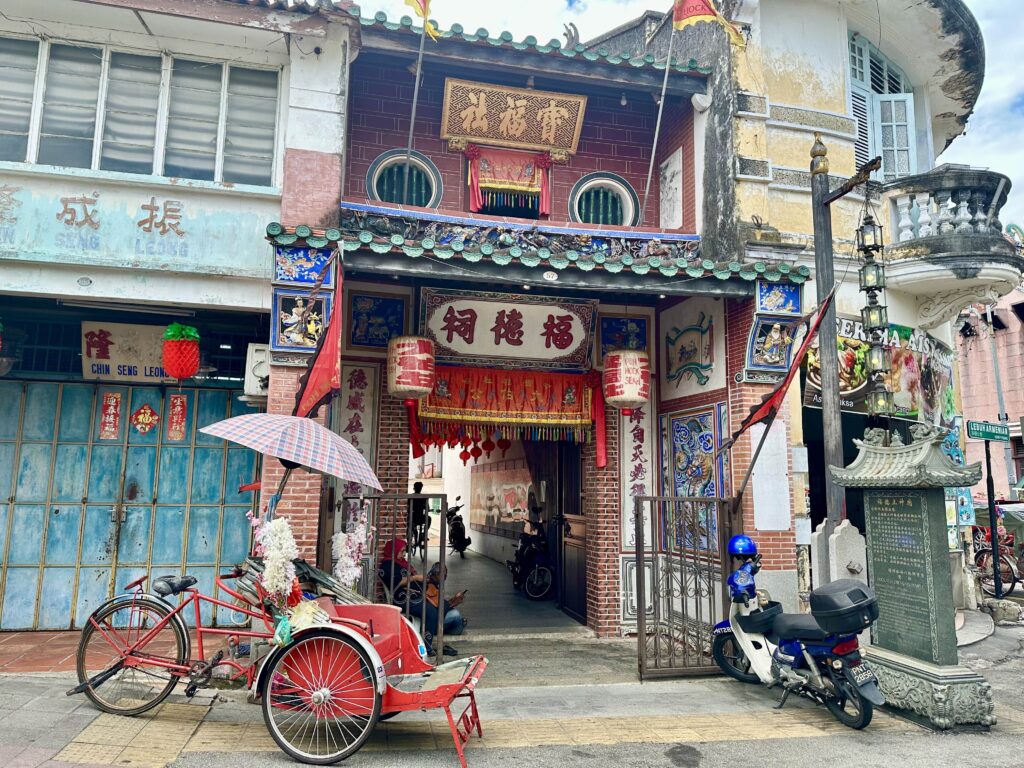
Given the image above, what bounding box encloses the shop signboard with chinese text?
[804,316,957,428]
[441,78,587,156]
[420,288,596,370]
[81,322,174,383]
[0,170,274,310]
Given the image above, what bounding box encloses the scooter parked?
[506,518,554,600]
[446,496,472,558]
[712,535,884,729]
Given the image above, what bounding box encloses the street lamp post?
[857,214,893,421]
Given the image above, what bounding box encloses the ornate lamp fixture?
[857,214,892,418]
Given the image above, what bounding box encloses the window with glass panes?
[0,36,279,186]
[848,35,916,182]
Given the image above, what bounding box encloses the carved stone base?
[865,646,995,730]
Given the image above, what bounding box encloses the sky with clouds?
[365,0,1023,227]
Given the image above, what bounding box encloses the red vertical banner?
[166,394,188,441]
[99,392,122,440]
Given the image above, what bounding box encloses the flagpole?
[639,25,676,225]
[401,19,429,206]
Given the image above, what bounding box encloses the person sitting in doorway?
[377,539,424,607]
[424,561,468,657]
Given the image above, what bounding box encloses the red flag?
[673,0,745,47]
[721,284,837,452]
[293,257,344,419]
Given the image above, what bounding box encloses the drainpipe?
[985,304,1017,499]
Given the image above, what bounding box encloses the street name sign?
[966,420,1010,442]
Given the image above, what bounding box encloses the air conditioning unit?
[243,343,270,398]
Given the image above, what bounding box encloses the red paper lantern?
[497,437,512,456]
[162,323,201,380]
[602,350,651,416]
[387,336,435,459]
[387,336,436,399]
[470,444,483,462]
[459,449,471,465]
[482,437,496,458]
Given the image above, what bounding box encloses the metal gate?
[634,495,738,678]
[0,380,258,629]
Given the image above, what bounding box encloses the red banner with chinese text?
[419,365,594,441]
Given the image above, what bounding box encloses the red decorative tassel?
[405,399,426,459]
[590,376,607,469]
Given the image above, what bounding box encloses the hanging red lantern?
[460,435,472,449]
[162,323,201,380]
[482,437,496,458]
[602,350,651,416]
[497,437,512,456]
[459,449,471,465]
[470,444,483,462]
[387,336,436,458]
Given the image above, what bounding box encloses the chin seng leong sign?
[804,316,957,428]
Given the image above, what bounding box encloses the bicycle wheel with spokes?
[76,596,188,716]
[976,549,1018,597]
[262,629,381,764]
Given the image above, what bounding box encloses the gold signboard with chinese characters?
[441,78,587,157]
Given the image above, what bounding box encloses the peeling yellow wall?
[766,128,856,177]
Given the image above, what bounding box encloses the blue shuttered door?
[0,382,256,630]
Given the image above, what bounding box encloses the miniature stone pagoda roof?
[830,428,982,489]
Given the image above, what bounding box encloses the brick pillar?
[583,414,621,637]
[261,365,324,560]
[725,297,796,572]
[372,392,412,558]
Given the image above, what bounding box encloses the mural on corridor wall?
[659,404,729,553]
[469,459,533,539]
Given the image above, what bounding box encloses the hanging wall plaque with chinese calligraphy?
[441,78,587,155]
[420,287,596,370]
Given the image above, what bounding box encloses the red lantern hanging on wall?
[387,336,436,458]
[602,350,651,416]
[162,323,201,381]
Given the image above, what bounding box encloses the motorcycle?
[506,518,554,600]
[446,496,472,558]
[712,534,885,730]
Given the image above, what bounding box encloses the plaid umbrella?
[200,413,382,491]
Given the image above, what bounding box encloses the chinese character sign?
[99,392,122,440]
[621,406,654,549]
[421,288,596,370]
[442,78,587,155]
[81,322,173,383]
[337,364,379,504]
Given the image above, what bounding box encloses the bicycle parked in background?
[973,524,1019,597]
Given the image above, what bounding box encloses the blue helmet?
[728,535,757,557]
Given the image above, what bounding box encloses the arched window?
[366,149,443,208]
[569,173,639,227]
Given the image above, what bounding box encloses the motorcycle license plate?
[850,664,876,686]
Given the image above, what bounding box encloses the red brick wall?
[724,298,796,571]
[654,99,697,232]
[346,56,696,231]
[262,365,325,559]
[281,148,343,228]
[372,392,413,558]
[584,412,620,637]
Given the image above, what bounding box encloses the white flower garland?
[333,506,374,589]
[254,517,299,601]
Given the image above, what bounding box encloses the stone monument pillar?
[831,426,994,729]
